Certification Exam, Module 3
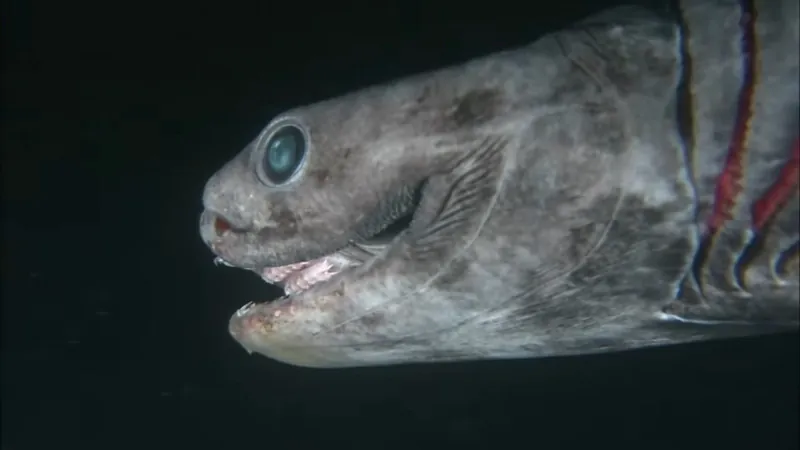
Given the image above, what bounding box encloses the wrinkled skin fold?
[199,0,799,368]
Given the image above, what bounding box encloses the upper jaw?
[259,255,353,296]
[201,207,361,271]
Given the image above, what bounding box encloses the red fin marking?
[751,138,800,231]
[706,3,758,233]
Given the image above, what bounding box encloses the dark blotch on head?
[448,89,502,129]
[273,206,298,232]
[258,205,299,238]
[309,146,356,188]
[416,86,432,105]
[310,168,331,185]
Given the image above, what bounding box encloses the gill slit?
[324,135,515,335]
[691,0,758,295]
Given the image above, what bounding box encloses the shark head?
[199,60,519,367]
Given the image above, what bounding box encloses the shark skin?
[199,0,799,368]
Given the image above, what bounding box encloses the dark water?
[2,0,797,448]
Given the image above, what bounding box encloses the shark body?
[200,0,799,368]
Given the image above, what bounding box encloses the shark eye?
[260,124,306,185]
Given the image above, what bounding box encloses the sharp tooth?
[284,284,299,296]
[214,257,236,267]
[235,301,255,317]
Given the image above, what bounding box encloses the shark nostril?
[214,215,233,235]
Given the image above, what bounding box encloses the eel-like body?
[199,0,799,368]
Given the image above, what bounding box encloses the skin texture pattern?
[199,0,799,368]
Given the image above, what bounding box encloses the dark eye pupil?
[261,125,306,184]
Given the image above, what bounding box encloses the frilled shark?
[199,0,799,368]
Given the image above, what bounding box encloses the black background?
[2,0,798,448]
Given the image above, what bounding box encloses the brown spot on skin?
[259,206,299,238]
[416,86,432,105]
[401,86,504,134]
[639,206,667,225]
[448,89,502,129]
[273,206,298,231]
[310,146,355,188]
[359,312,385,328]
[311,168,331,185]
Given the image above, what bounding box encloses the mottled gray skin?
[200,0,799,368]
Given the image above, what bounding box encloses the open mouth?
[215,184,422,301]
[259,255,353,296]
